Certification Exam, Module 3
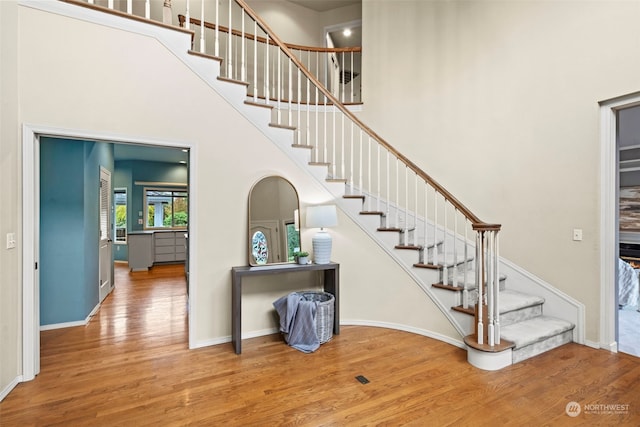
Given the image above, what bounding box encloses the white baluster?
[494,232,500,344]
[265,35,269,104]
[127,0,132,15]
[487,230,495,346]
[332,107,336,177]
[368,136,373,211]
[227,0,232,77]
[476,232,483,345]
[341,114,345,180]
[341,51,345,103]
[358,130,363,194]
[108,0,113,10]
[277,50,281,123]
[145,0,150,20]
[424,183,428,264]
[463,219,469,309]
[443,202,448,286]
[385,150,389,216]
[296,66,301,144]
[323,98,328,165]
[253,22,257,100]
[404,166,409,236]
[185,0,190,30]
[414,173,418,243]
[241,11,245,82]
[395,158,399,228]
[433,191,438,266]
[349,122,354,187]
[306,50,311,146]
[453,208,458,289]
[288,60,292,126]
[199,0,205,54]
[350,51,354,103]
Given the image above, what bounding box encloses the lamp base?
[312,230,332,264]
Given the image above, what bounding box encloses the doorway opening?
[22,125,196,381]
[600,92,640,357]
[616,105,640,357]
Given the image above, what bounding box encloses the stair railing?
[177,16,362,105]
[63,0,502,348]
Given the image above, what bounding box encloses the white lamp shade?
[306,205,338,229]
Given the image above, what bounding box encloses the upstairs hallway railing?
[177,14,362,105]
[63,0,503,350]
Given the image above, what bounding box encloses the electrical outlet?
[573,229,583,241]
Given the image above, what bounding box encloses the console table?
[231,262,340,354]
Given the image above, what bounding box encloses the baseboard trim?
[341,319,466,349]
[40,303,100,331]
[0,375,22,402]
[192,323,465,351]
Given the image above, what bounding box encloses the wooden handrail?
[178,15,361,54]
[233,0,497,230]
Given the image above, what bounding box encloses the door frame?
[599,91,640,353]
[99,166,114,303]
[22,123,197,381]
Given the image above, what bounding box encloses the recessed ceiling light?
[343,28,351,37]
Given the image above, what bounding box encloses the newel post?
[472,223,501,347]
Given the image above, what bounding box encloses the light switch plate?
[6,232,16,249]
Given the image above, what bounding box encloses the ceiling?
[328,25,361,49]
[285,0,360,13]
[113,144,188,164]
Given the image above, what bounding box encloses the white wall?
[360,0,640,342]
[0,0,22,400]
[0,0,455,397]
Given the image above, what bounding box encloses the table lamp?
[306,205,338,264]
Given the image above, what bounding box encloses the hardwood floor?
[1,263,639,425]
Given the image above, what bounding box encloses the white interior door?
[99,167,114,302]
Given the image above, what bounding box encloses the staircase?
[62,0,577,370]
[336,190,575,370]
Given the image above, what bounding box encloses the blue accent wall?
[40,137,113,326]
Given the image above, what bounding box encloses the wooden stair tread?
[463,334,516,353]
[291,144,312,150]
[217,76,249,86]
[361,211,384,216]
[395,245,421,250]
[432,283,464,292]
[244,100,273,109]
[413,263,440,270]
[343,195,365,200]
[187,50,223,63]
[452,305,475,315]
[327,178,347,183]
[378,227,402,232]
[269,123,296,130]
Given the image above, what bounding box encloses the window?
[144,187,188,229]
[114,188,127,243]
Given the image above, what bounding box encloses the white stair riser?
[501,304,543,327]
[511,329,574,364]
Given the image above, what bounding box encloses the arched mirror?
[248,176,301,265]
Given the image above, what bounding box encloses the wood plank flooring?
[1,263,639,425]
